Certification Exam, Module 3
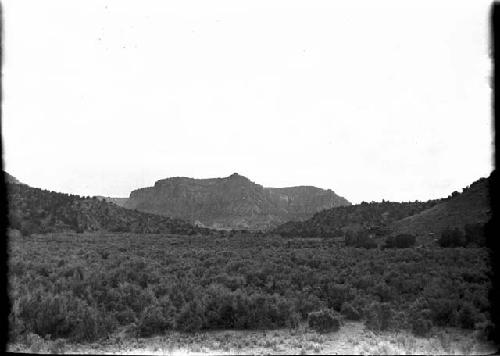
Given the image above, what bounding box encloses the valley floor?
[7,232,496,355]
[7,322,497,355]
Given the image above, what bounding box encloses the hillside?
[4,172,24,185]
[95,196,128,207]
[273,174,492,241]
[123,173,350,230]
[273,200,442,238]
[265,186,350,220]
[391,175,491,237]
[6,183,209,236]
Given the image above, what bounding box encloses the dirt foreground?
[7,322,498,355]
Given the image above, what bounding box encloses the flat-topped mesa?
[124,173,351,230]
[150,173,253,188]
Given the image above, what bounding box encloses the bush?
[229,290,297,330]
[372,281,393,302]
[26,333,44,353]
[365,302,393,331]
[323,283,353,311]
[175,300,205,332]
[19,223,37,237]
[308,309,341,333]
[247,293,296,329]
[137,304,172,337]
[48,339,66,354]
[392,310,410,330]
[350,295,372,319]
[340,302,361,321]
[438,228,466,247]
[464,223,486,246]
[411,317,433,337]
[458,303,477,329]
[474,320,495,341]
[18,290,74,339]
[345,231,377,249]
[204,286,237,329]
[115,308,135,325]
[383,234,416,249]
[294,293,325,319]
[71,304,114,342]
[427,298,458,327]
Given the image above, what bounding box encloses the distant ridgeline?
[5,170,492,240]
[5,174,210,236]
[106,173,351,230]
[273,174,492,243]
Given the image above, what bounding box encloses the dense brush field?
[8,232,493,346]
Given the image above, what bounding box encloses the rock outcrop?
[123,173,350,230]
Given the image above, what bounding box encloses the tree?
[438,228,466,247]
[345,230,377,249]
[383,234,416,249]
[464,223,486,246]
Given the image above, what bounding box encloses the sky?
[2,0,493,204]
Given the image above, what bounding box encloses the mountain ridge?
[4,169,492,240]
[121,173,351,230]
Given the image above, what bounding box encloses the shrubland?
[438,222,489,248]
[7,232,493,344]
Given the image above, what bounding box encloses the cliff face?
[124,173,350,230]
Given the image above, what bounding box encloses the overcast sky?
[2,0,492,204]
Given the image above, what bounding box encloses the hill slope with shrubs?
[273,200,441,238]
[391,175,491,237]
[273,174,491,242]
[4,172,24,185]
[7,183,209,236]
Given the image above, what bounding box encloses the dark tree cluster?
[383,234,416,249]
[438,223,488,248]
[344,231,377,249]
[307,309,342,333]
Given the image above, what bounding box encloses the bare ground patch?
[7,322,497,355]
